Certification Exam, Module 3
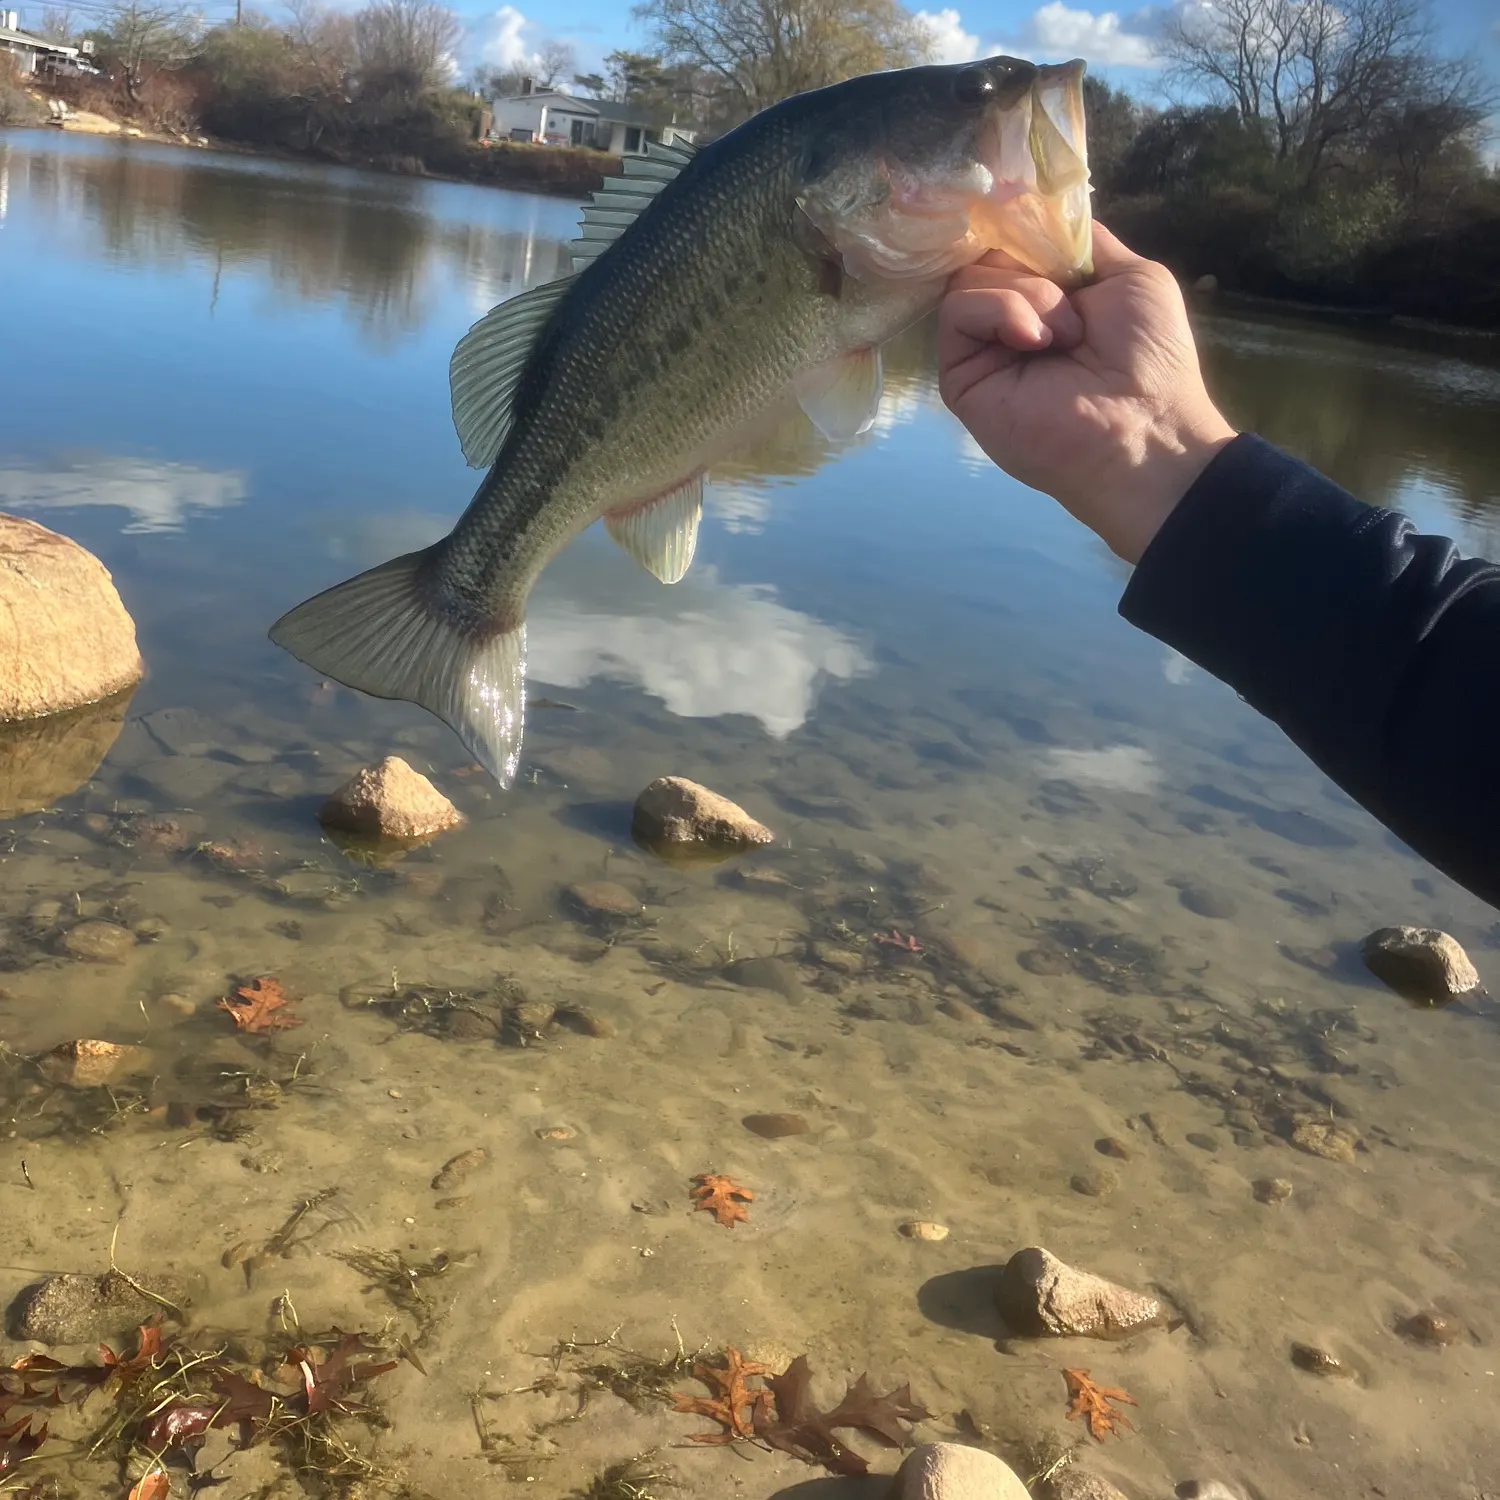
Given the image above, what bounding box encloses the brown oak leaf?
[671,1347,773,1443]
[1063,1368,1136,1441]
[689,1173,753,1227]
[218,976,303,1034]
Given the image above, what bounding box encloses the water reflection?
[0,456,246,533]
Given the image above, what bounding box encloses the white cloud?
[0,457,247,534]
[915,8,981,64]
[1021,2,1157,66]
[476,4,533,70]
[1041,744,1161,792]
[706,482,773,535]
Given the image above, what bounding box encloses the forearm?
[1119,434,1500,908]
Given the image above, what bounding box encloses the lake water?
[2,130,1499,1500]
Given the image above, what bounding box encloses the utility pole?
[235,0,241,23]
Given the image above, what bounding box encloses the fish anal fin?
[603,474,704,585]
[794,347,884,441]
[449,275,575,469]
[269,548,528,787]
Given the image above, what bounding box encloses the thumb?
[1088,221,1149,278]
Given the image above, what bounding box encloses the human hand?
[938,223,1237,565]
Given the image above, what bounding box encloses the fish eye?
[953,67,996,106]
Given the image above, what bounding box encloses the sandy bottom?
[2,663,1498,1500]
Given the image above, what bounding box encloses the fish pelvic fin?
[268,548,527,788]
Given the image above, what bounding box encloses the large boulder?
[0,515,142,723]
[318,755,463,843]
[891,1443,1031,1500]
[1361,926,1482,1005]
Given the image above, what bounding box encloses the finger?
[1088,221,1148,277]
[944,270,1085,351]
[942,284,1056,355]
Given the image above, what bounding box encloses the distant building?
[487,78,695,156]
[0,11,97,76]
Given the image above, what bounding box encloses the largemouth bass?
[270,55,1094,783]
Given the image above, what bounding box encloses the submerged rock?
[318,756,463,843]
[59,920,135,964]
[1289,1119,1359,1164]
[8,1269,190,1345]
[1361,926,1481,1005]
[1396,1309,1463,1347]
[37,1039,151,1088]
[632,776,774,858]
[565,881,642,920]
[892,1442,1031,1500]
[0,514,143,723]
[1050,1469,1133,1500]
[995,1246,1165,1340]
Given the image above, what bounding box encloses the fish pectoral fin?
[269,549,528,788]
[794,347,884,441]
[450,275,576,470]
[603,475,704,585]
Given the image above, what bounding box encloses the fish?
[269,54,1094,784]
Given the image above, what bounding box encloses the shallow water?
[2,130,1499,1500]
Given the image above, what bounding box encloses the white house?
[0,11,94,75]
[488,80,695,156]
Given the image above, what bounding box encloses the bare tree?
[37,6,76,42]
[634,0,932,118]
[284,0,356,145]
[1160,0,1492,180]
[100,0,202,103]
[353,0,460,100]
[534,37,575,88]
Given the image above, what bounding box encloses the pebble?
[565,881,642,919]
[898,1221,950,1242]
[1178,882,1237,918]
[1186,1131,1220,1153]
[510,998,557,1033]
[631,775,774,852]
[157,992,197,1017]
[1396,1310,1463,1347]
[811,942,864,975]
[938,996,986,1024]
[26,898,63,929]
[318,755,463,842]
[60,920,135,964]
[1253,1177,1293,1205]
[555,1005,615,1038]
[431,1147,490,1190]
[1094,1137,1131,1160]
[132,916,169,942]
[722,956,802,1001]
[434,1195,472,1210]
[535,1125,577,1142]
[1290,1120,1359,1164]
[1071,1168,1118,1198]
[1290,1342,1352,1378]
[742,1112,810,1138]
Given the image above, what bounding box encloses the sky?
[465,0,1500,100]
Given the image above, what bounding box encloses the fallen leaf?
[128,1470,170,1500]
[285,1332,400,1418]
[672,1347,773,1443]
[0,1410,47,1475]
[1063,1368,1136,1441]
[140,1401,215,1452]
[217,976,303,1034]
[690,1173,753,1227]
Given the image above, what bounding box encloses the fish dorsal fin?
[794,347,884,441]
[603,474,704,584]
[570,140,697,271]
[449,274,576,469]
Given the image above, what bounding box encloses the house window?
[624,127,642,154]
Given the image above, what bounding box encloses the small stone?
[1253,1177,1293,1205]
[1095,1137,1131,1160]
[1290,1342,1352,1378]
[632,775,774,853]
[722,956,802,1000]
[995,1246,1165,1339]
[1361,926,1482,1005]
[893,1442,1031,1500]
[898,1221,950,1242]
[938,996,985,1024]
[742,1112,809,1139]
[60,920,135,964]
[1178,883,1237,918]
[158,993,197,1017]
[26,898,63,930]
[565,881,642,919]
[555,1006,615,1038]
[7,1270,189,1345]
[1051,1470,1133,1500]
[431,1147,489,1191]
[1290,1120,1359,1164]
[132,916,168,942]
[509,998,557,1032]
[811,942,864,975]
[434,1195,472,1210]
[1071,1168,1118,1198]
[1185,1131,1220,1153]
[1193,273,1219,293]
[535,1125,577,1142]
[318,756,463,842]
[37,1039,150,1088]
[1396,1310,1463,1347]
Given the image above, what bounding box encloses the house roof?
[0,25,78,55]
[592,99,652,127]
[495,90,600,116]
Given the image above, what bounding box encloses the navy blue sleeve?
[1119,433,1500,910]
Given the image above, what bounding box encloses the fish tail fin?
[268,546,527,787]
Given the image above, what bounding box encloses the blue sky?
[467,0,1499,100]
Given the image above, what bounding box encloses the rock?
[1396,1310,1463,1347]
[535,1125,577,1142]
[1070,1168,1118,1198]
[1361,926,1481,1005]
[1095,1137,1131,1160]
[1193,273,1219,293]
[1178,882,1236,919]
[1185,1131,1220,1153]
[37,1039,150,1088]
[565,881,642,919]
[1290,1342,1352,1378]
[742,1112,809,1138]
[722,956,802,1000]
[0,515,143,723]
[1253,1177,1293,1205]
[0,694,131,818]
[1050,1470,1133,1500]
[8,1270,189,1345]
[59,920,135,964]
[892,1442,1031,1500]
[318,756,463,843]
[995,1247,1165,1340]
[812,942,865,975]
[898,1221,950,1242]
[632,776,774,857]
[431,1148,489,1191]
[1290,1119,1358,1164]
